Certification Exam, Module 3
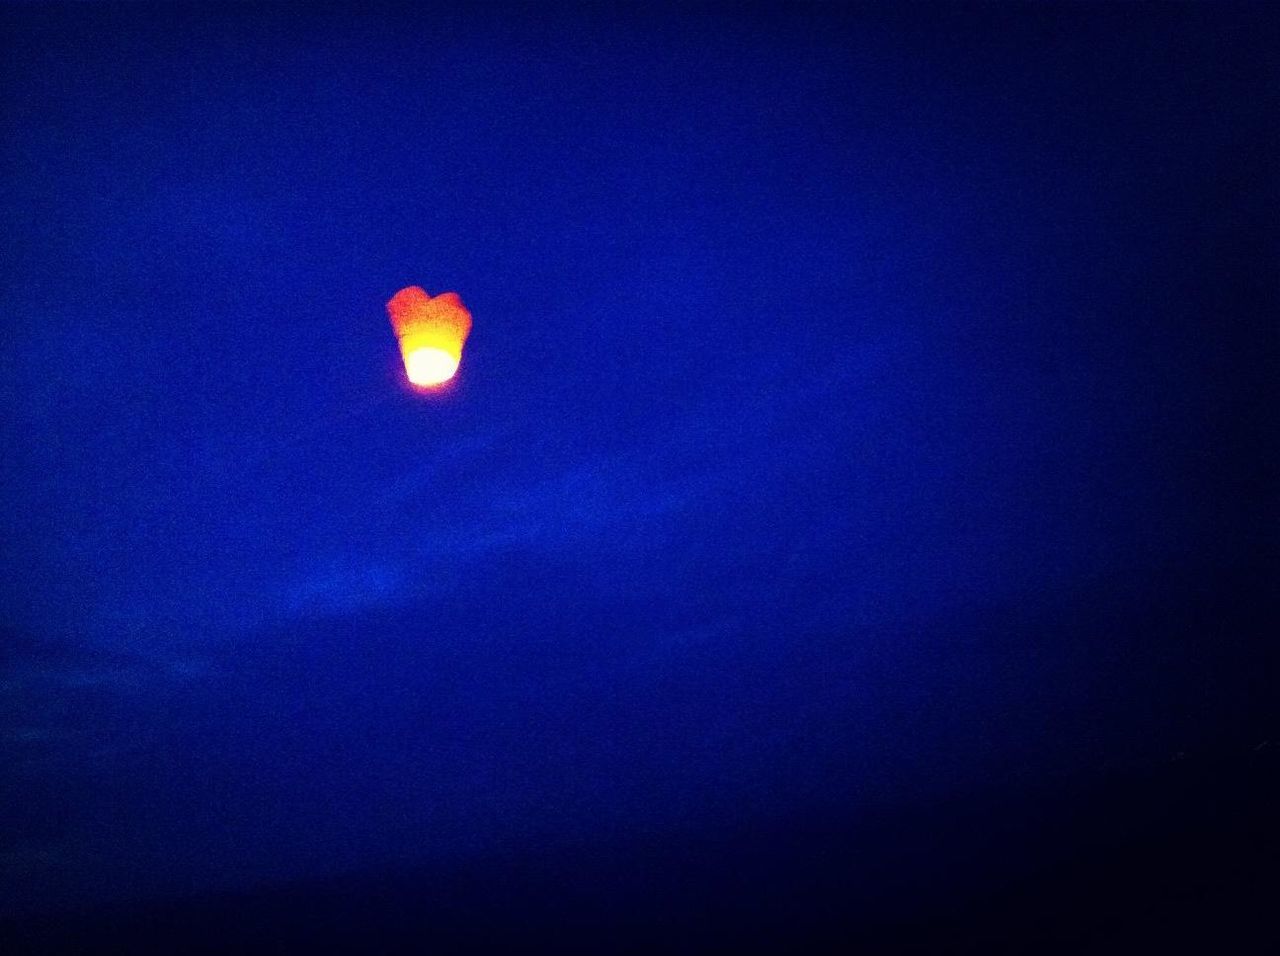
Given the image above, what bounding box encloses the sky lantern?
[387,286,473,388]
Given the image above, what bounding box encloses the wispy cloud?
[261,352,875,626]
[271,451,700,622]
[281,559,405,618]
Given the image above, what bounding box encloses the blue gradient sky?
[2,2,1275,919]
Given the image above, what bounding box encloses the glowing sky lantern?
[386,286,473,388]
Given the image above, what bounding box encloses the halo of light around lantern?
[386,286,472,388]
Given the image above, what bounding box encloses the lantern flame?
[403,347,459,387]
[387,286,472,389]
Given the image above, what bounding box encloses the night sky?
[2,2,1277,951]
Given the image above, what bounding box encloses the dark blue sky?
[2,1,1276,935]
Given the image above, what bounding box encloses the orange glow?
[386,286,472,389]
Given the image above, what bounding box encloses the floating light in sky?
[386,286,473,388]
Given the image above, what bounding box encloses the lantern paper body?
[387,286,473,388]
